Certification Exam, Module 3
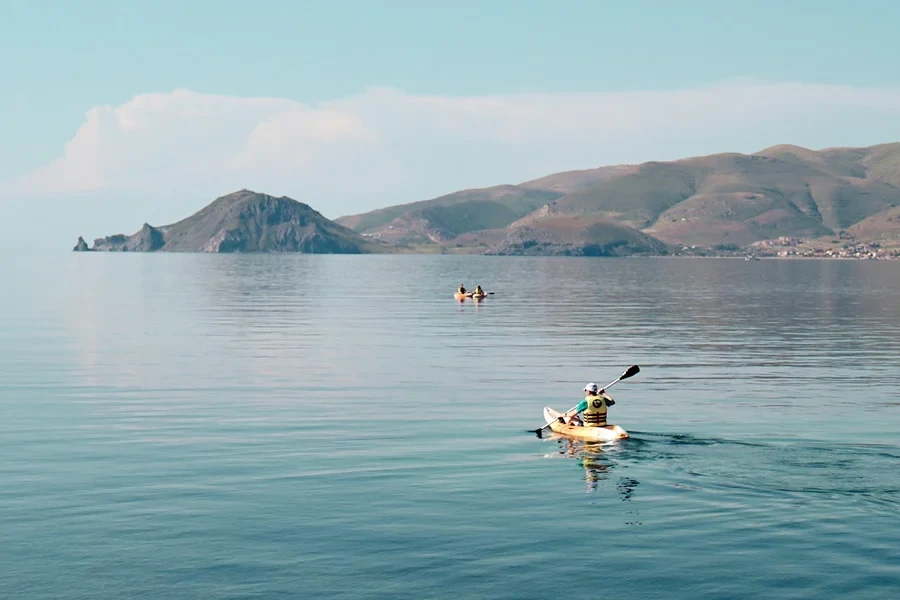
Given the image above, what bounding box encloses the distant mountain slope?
[551,152,900,234]
[848,143,900,187]
[335,185,561,244]
[848,205,900,244]
[548,159,701,227]
[487,215,669,256]
[519,165,637,194]
[77,190,378,253]
[758,143,900,187]
[338,142,900,250]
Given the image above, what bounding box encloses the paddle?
[531,365,640,435]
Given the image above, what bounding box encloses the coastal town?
[677,236,900,260]
[748,236,899,259]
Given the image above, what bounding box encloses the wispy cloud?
[10,82,900,218]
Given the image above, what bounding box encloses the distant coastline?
[76,142,900,258]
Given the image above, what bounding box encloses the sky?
[2,0,900,247]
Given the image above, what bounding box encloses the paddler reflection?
[557,438,640,498]
[558,438,612,491]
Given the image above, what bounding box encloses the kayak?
[542,406,629,442]
[472,293,487,299]
[454,292,471,300]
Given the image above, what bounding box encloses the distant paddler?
[454,284,472,300]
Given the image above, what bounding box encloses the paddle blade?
[620,365,640,380]
[531,414,562,436]
[530,421,552,434]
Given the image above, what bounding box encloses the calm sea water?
[2,254,898,599]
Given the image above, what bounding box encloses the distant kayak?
[455,291,492,300]
[542,406,629,442]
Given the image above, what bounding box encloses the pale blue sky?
[2,0,900,246]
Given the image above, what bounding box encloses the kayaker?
[564,383,615,427]
[473,285,485,296]
[458,284,467,294]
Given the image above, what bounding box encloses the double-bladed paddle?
[531,364,640,436]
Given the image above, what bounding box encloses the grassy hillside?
[336,185,560,236]
[336,142,900,251]
[487,215,669,256]
[858,143,900,187]
[519,165,637,194]
[847,205,900,246]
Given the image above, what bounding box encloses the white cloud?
[10,82,900,220]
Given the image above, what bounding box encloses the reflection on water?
[550,436,644,525]
[2,254,899,600]
[556,438,614,488]
[554,437,639,498]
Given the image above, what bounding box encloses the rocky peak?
[74,190,375,253]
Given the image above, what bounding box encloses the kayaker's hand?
[607,399,615,406]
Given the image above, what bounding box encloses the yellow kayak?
[542,406,629,442]
[472,293,487,299]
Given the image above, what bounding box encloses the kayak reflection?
[556,438,640,498]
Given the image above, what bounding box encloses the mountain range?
[336,142,900,253]
[76,142,900,255]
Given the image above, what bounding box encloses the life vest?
[582,392,612,427]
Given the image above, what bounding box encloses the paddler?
[473,285,485,296]
[563,383,616,427]
[457,284,467,295]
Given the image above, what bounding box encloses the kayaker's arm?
[598,390,615,406]
[565,400,589,417]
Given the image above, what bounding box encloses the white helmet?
[584,382,599,393]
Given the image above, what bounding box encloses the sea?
[1,253,898,599]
